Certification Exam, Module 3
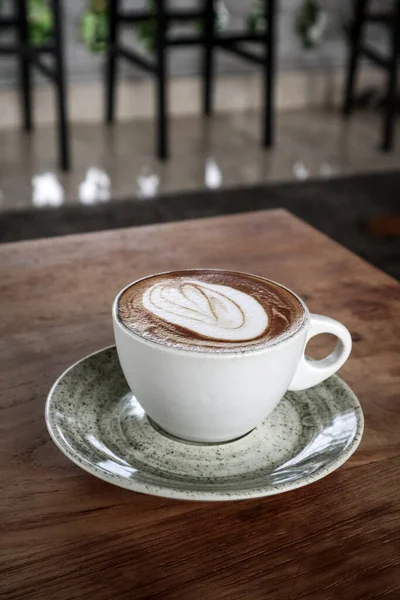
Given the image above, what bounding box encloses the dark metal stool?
[0,0,70,170]
[343,0,400,151]
[202,0,277,148]
[105,0,277,160]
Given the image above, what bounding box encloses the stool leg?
[382,0,400,151]
[105,0,119,123]
[17,0,32,131]
[343,0,367,116]
[155,0,168,160]
[263,0,276,147]
[203,0,215,116]
[53,0,70,171]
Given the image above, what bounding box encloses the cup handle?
[288,313,352,392]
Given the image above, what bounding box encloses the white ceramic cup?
[112,275,352,443]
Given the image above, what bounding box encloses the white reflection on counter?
[293,161,309,181]
[205,158,222,189]
[32,172,64,208]
[79,167,110,205]
[137,172,159,198]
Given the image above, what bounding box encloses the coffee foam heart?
[118,270,305,353]
[142,280,268,342]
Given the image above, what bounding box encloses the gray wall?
[0,0,388,87]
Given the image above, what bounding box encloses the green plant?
[28,0,54,45]
[80,0,108,53]
[247,0,266,35]
[0,0,54,44]
[195,0,229,37]
[135,0,157,54]
[77,0,234,56]
[295,0,327,50]
[80,0,157,55]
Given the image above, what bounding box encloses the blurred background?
[0,0,398,277]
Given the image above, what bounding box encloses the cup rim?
[112,269,310,357]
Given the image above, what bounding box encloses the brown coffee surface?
[117,270,305,352]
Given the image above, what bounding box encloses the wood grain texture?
[1,209,400,600]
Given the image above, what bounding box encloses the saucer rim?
[45,345,364,502]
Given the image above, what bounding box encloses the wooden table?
[1,209,399,600]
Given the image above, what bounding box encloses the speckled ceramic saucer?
[45,346,364,501]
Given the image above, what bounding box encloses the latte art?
[142,280,268,342]
[117,270,305,353]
